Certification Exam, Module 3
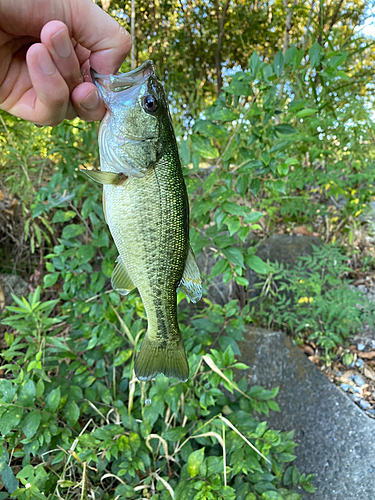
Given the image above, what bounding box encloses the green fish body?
[83,61,202,382]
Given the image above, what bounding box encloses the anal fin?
[80,168,127,185]
[178,245,202,303]
[112,256,136,296]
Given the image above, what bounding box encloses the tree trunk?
[302,0,316,51]
[282,0,297,55]
[215,0,231,96]
[131,0,136,69]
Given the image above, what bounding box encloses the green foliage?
[0,284,315,499]
[253,244,375,357]
[0,104,316,498]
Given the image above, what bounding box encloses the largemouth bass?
[81,60,202,382]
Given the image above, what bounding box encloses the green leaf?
[213,234,237,248]
[273,51,284,77]
[164,426,187,441]
[250,178,261,196]
[268,400,280,412]
[180,140,191,165]
[238,226,249,242]
[0,408,22,436]
[211,259,229,277]
[61,224,86,239]
[191,135,219,159]
[114,349,132,366]
[211,107,238,122]
[244,212,263,224]
[222,247,244,268]
[65,401,80,427]
[275,124,296,135]
[76,245,95,263]
[36,380,45,398]
[233,362,249,369]
[336,70,349,80]
[45,387,61,413]
[292,466,300,485]
[22,412,41,439]
[115,484,135,498]
[194,120,228,139]
[261,492,283,500]
[192,151,200,171]
[52,210,76,223]
[227,217,241,236]
[246,255,267,274]
[0,380,16,403]
[278,453,297,462]
[328,51,348,69]
[28,492,45,500]
[225,81,252,96]
[277,163,289,177]
[260,151,270,166]
[188,448,205,477]
[302,482,317,493]
[222,202,249,217]
[283,466,293,485]
[0,452,18,494]
[18,380,36,406]
[81,198,93,219]
[295,108,317,118]
[249,51,262,77]
[235,276,249,286]
[101,257,114,277]
[273,180,286,194]
[43,272,59,288]
[308,41,323,69]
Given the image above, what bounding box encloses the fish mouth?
[91,60,155,93]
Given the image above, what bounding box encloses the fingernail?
[51,28,71,58]
[36,48,56,75]
[81,90,100,110]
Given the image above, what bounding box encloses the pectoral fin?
[112,256,136,296]
[80,168,127,185]
[178,246,202,303]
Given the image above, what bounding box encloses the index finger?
[68,0,131,74]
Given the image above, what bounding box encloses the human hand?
[0,0,131,126]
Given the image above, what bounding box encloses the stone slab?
[237,328,375,499]
[0,273,28,306]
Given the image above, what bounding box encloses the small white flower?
[26,483,31,489]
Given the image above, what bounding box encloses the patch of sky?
[357,4,375,38]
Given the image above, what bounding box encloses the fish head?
[92,61,170,177]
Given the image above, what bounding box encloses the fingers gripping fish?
[81,60,202,382]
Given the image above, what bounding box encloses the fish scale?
[104,151,189,341]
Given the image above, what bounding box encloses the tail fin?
[134,335,189,382]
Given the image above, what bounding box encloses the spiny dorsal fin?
[178,245,202,303]
[80,168,127,185]
[111,256,136,296]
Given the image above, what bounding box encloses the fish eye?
[142,95,158,114]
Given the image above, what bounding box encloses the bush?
[0,286,315,499]
[253,244,375,358]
